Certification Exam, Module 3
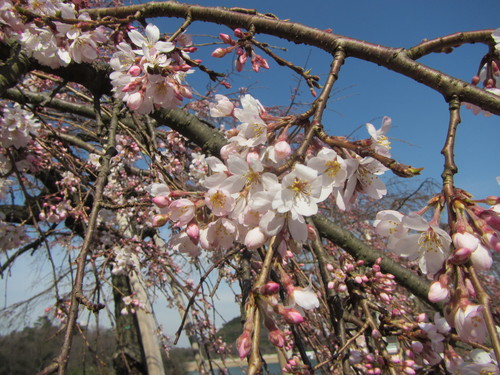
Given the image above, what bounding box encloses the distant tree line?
[0,317,193,375]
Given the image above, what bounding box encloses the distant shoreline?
[184,353,280,372]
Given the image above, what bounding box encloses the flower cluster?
[464,29,500,116]
[211,29,270,72]
[375,187,500,347]
[150,94,391,262]
[110,24,194,114]
[374,209,452,275]
[1,0,107,68]
[0,105,41,149]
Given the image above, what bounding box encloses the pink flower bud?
[236,52,248,72]
[128,65,141,76]
[260,281,280,295]
[486,232,500,252]
[453,232,479,251]
[470,243,492,270]
[152,214,168,227]
[428,281,450,302]
[152,195,170,208]
[345,263,355,272]
[379,292,391,303]
[471,75,480,85]
[281,307,305,324]
[449,247,472,264]
[326,263,334,271]
[186,222,199,242]
[236,330,252,359]
[127,91,144,111]
[479,210,500,231]
[273,141,292,160]
[233,28,244,38]
[244,227,266,249]
[211,47,227,58]
[219,33,233,44]
[269,329,285,348]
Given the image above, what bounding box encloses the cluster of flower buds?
[211,29,270,72]
[464,28,500,115]
[121,294,146,315]
[375,186,500,351]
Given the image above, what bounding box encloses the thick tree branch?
[85,2,500,114]
[311,214,437,308]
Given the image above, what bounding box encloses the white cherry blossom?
[272,164,324,217]
[366,116,392,157]
[209,94,234,117]
[391,213,451,275]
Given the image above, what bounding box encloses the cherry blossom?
[272,164,324,216]
[366,116,392,157]
[454,303,488,344]
[209,94,234,117]
[342,156,388,210]
[389,212,451,275]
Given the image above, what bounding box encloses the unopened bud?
[280,307,305,324]
[268,329,285,348]
[152,195,170,208]
[211,47,227,58]
[259,281,280,295]
[219,33,233,44]
[234,28,244,38]
[152,214,168,227]
[128,65,141,76]
[186,222,199,242]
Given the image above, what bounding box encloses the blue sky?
[2,0,499,347]
[167,0,500,199]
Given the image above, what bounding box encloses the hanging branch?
[39,100,121,375]
[467,265,500,364]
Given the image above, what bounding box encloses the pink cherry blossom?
[454,304,488,344]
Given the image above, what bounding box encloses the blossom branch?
[173,248,239,345]
[308,231,352,373]
[43,100,120,375]
[316,129,422,177]
[311,214,439,309]
[467,265,500,365]
[251,38,321,93]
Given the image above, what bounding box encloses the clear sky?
[1,0,499,348]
